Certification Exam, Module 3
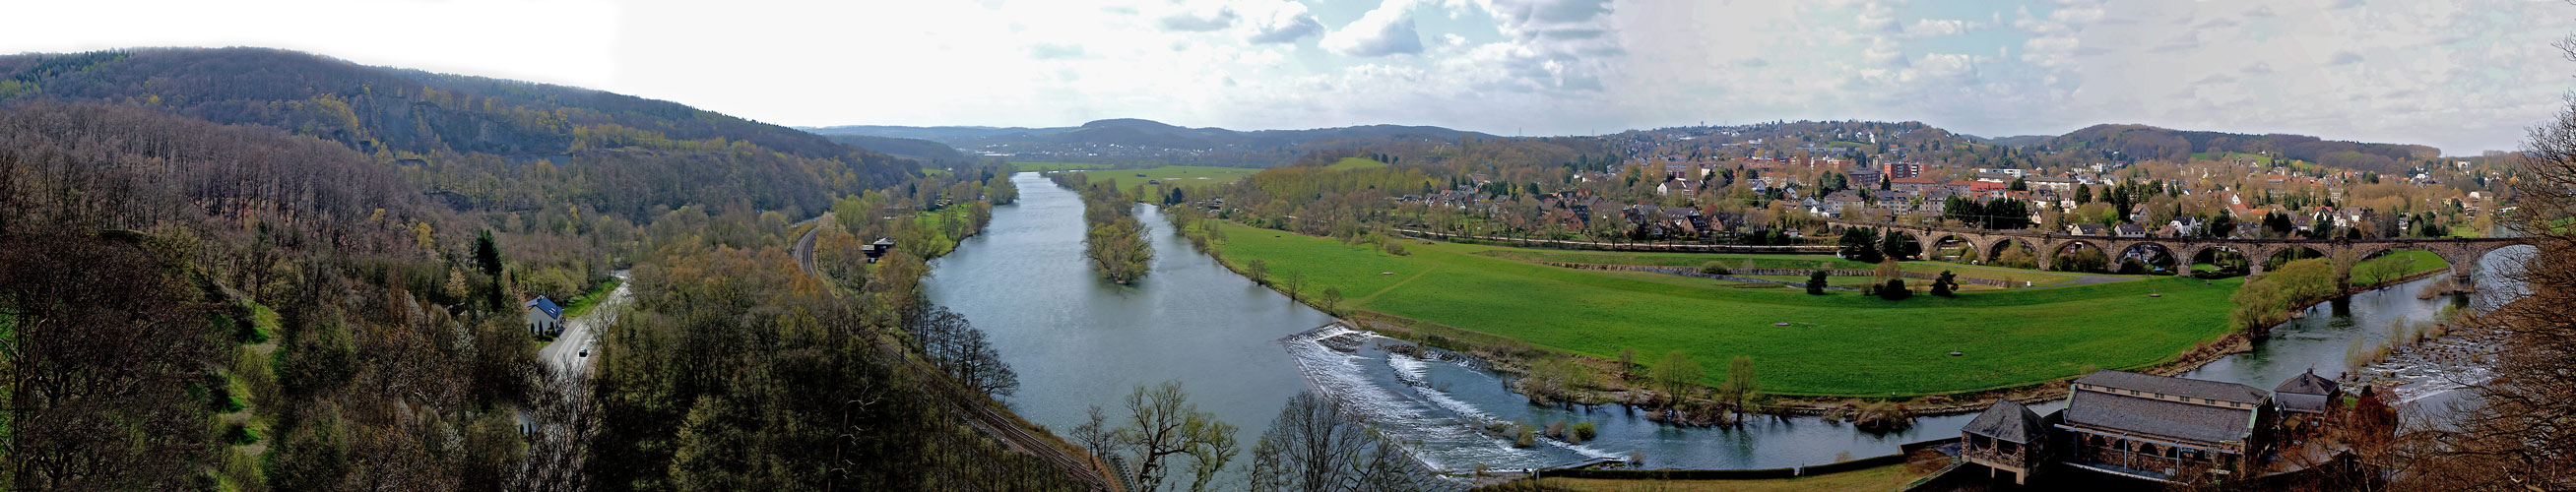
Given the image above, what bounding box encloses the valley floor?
[1205,221,2446,398]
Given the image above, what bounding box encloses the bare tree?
[1113,381,1235,491]
[1246,392,1440,492]
[2388,41,2576,491]
[510,367,592,492]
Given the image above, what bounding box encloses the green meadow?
[1008,161,1110,171]
[1076,165,1259,192]
[2350,250,2449,285]
[1211,222,2249,397]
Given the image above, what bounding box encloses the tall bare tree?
[2389,38,2576,491]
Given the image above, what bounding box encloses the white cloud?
[11,0,2568,154]
[1321,0,1425,57]
[1027,42,1088,59]
[1904,19,1976,37]
[1154,3,1237,31]
[1241,0,1325,43]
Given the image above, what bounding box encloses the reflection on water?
[930,173,2517,472]
[921,173,1331,463]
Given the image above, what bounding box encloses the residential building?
[525,296,565,337]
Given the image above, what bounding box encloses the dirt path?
[1360,266,1439,302]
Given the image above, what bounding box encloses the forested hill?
[805,117,1494,164]
[0,47,917,217]
[823,134,968,163]
[2026,124,2440,173]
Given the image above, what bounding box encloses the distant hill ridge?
[802,118,1494,151]
[813,117,2440,170]
[2029,123,2437,172]
[0,47,919,217]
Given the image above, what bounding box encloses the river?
[925,172,2520,473]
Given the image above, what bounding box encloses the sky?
[4,0,2573,154]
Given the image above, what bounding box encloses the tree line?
[0,93,1083,491]
[1057,173,1154,283]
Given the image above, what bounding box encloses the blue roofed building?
[525,296,564,336]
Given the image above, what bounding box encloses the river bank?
[1192,215,2463,419]
[934,173,2497,473]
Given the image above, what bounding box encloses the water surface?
[929,172,2510,472]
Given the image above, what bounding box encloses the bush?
[1805,271,1829,295]
[1573,421,1598,441]
[1877,279,1911,300]
[1513,421,1537,448]
[225,422,262,445]
[1698,261,1730,276]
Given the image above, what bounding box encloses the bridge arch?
[2046,239,2113,274]
[1983,236,2043,269]
[2180,243,2253,277]
[2247,244,2331,278]
[2113,241,2183,276]
[1926,233,1984,264]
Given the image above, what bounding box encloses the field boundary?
[1397,228,1839,254]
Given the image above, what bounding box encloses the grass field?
[1323,157,1388,170]
[1213,222,2246,397]
[910,207,976,258]
[1007,161,1110,171]
[560,277,625,320]
[1515,463,1932,492]
[2351,250,2449,285]
[1074,165,1259,189]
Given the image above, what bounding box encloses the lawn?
[2350,250,2449,285]
[1074,165,1259,191]
[1214,222,2244,397]
[1009,161,1109,171]
[560,277,625,320]
[1323,157,1388,171]
[1516,463,1932,492]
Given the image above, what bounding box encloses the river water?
[925,172,2520,473]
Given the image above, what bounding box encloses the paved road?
[540,270,631,378]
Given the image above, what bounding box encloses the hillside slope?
[0,47,915,217]
[2032,123,2437,172]
[806,117,1495,165]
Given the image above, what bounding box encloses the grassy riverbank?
[1073,165,1258,191]
[1210,221,2244,397]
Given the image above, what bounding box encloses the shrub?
[1805,271,1829,295]
[1878,279,1911,300]
[1573,421,1598,441]
[1698,261,1730,276]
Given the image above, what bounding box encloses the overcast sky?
[5,0,2573,154]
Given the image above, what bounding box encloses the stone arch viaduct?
[1823,220,2531,288]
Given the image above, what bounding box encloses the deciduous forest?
[0,47,1095,491]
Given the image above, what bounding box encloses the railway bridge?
[1823,220,2530,287]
